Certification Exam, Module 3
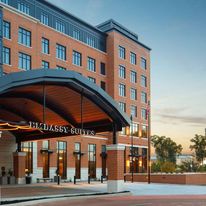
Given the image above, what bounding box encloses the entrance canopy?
[0,69,130,142]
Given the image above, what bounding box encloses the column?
[13,152,26,184]
[106,144,125,193]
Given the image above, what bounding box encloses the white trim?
[107,144,125,151]
[107,180,124,193]
[81,135,108,140]
[118,143,148,148]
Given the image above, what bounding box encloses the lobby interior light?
[0,131,2,138]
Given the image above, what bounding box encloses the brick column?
[106,144,125,193]
[13,152,26,184]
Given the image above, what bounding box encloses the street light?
[130,115,134,183]
[147,101,151,184]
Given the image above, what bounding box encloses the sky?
[48,0,206,153]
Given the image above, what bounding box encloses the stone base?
[16,177,26,184]
[107,180,124,193]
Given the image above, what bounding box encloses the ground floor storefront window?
[88,144,96,178]
[21,142,33,174]
[57,141,67,179]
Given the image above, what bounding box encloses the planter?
[54,175,61,183]
[25,176,32,184]
[8,176,16,184]
[0,176,8,185]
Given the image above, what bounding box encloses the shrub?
[161,162,176,173]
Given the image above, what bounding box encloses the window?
[130,52,136,65]
[119,83,126,97]
[21,142,33,174]
[86,36,95,47]
[42,140,49,149]
[88,76,96,83]
[42,60,49,69]
[141,57,147,70]
[131,105,137,117]
[130,70,137,83]
[130,123,139,137]
[141,125,148,138]
[100,81,106,91]
[42,38,49,54]
[87,57,96,72]
[56,20,65,33]
[18,27,31,47]
[40,12,49,26]
[56,65,66,70]
[141,108,147,120]
[74,142,81,179]
[3,21,10,39]
[18,2,30,15]
[88,144,96,178]
[130,88,137,100]
[119,65,126,79]
[119,102,126,112]
[118,46,125,59]
[18,52,31,70]
[72,29,80,40]
[57,141,67,179]
[141,75,147,87]
[0,0,9,4]
[141,92,147,104]
[72,51,82,66]
[56,44,66,61]
[3,47,10,65]
[100,62,106,75]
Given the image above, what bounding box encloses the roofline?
[38,0,107,36]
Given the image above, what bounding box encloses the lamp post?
[130,115,134,183]
[147,101,151,184]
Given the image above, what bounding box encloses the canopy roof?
[0,69,130,142]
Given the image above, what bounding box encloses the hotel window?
[119,83,126,97]
[87,57,96,72]
[18,27,31,47]
[141,57,147,70]
[18,2,30,15]
[88,144,96,178]
[42,60,49,69]
[129,147,141,173]
[21,142,33,174]
[72,29,80,40]
[56,44,66,61]
[57,141,67,179]
[18,52,31,70]
[75,142,81,179]
[131,105,137,118]
[130,70,137,83]
[130,88,137,100]
[3,21,10,39]
[56,65,66,70]
[141,75,147,87]
[88,76,96,83]
[100,62,106,75]
[141,108,147,120]
[119,65,126,79]
[3,47,10,65]
[130,123,139,137]
[72,51,82,66]
[86,36,95,47]
[56,20,65,33]
[118,46,125,59]
[42,140,49,149]
[119,102,126,112]
[0,0,9,4]
[100,81,106,91]
[40,12,49,26]
[141,92,147,104]
[141,125,148,138]
[130,52,136,65]
[42,38,49,54]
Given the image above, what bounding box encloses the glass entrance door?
[57,141,67,179]
[75,143,81,179]
[88,144,96,178]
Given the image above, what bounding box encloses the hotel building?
[0,0,151,191]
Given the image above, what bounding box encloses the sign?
[29,121,95,136]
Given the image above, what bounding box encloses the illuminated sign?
[29,121,95,136]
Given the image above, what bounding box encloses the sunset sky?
[49,0,206,153]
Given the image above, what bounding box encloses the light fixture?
[0,131,2,138]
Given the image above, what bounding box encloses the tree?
[151,135,182,163]
[179,160,199,172]
[190,134,206,165]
